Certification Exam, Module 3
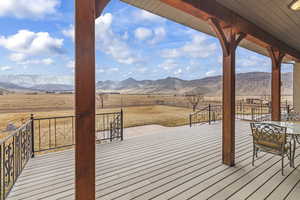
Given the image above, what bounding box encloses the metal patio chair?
[250,122,293,175]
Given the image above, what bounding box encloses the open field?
[0,105,193,139]
[0,93,293,140]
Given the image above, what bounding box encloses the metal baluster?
[31,114,35,158]
[54,118,57,148]
[72,116,74,145]
[38,120,41,152]
[49,119,51,149]
[0,144,2,200]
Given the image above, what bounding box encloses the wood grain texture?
[208,19,245,166]
[268,47,285,121]
[75,0,96,199]
[159,0,300,61]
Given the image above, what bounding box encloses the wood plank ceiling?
[121,0,300,62]
[217,0,300,55]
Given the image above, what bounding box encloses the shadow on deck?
[7,121,300,200]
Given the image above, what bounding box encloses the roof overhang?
[119,0,300,62]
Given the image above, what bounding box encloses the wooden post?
[75,0,96,199]
[75,1,110,199]
[208,18,246,166]
[268,47,285,121]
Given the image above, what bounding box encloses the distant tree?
[96,93,108,109]
[185,93,204,111]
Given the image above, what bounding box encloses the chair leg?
[282,155,284,176]
[289,148,292,168]
[252,146,255,166]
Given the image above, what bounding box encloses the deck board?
[7,121,300,200]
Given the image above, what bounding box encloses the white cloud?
[159,59,179,71]
[161,34,217,59]
[95,13,140,65]
[134,27,153,41]
[0,0,59,19]
[97,68,105,73]
[206,70,217,76]
[62,25,74,41]
[9,53,26,62]
[0,30,64,61]
[62,13,141,65]
[161,49,181,59]
[0,66,12,71]
[134,10,165,22]
[136,67,148,73]
[149,27,166,44]
[67,60,74,68]
[19,58,54,65]
[42,58,54,65]
[174,68,183,76]
[107,67,119,72]
[96,67,119,73]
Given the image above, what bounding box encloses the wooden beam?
[268,47,285,121]
[208,18,246,166]
[159,0,300,61]
[75,0,96,199]
[95,0,110,18]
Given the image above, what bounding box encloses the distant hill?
[0,82,31,92]
[96,72,293,96]
[30,84,74,91]
[0,72,293,96]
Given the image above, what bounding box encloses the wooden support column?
[75,1,110,199]
[75,0,96,199]
[208,18,246,166]
[268,47,285,121]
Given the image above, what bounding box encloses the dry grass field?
[0,93,293,141]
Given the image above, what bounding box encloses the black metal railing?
[32,111,124,152]
[235,104,271,121]
[0,120,33,200]
[32,115,76,152]
[189,104,222,127]
[95,111,123,142]
[189,103,293,127]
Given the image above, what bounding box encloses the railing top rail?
[96,111,121,116]
[190,106,209,116]
[0,120,31,145]
[33,111,122,121]
[34,115,78,120]
[190,104,223,116]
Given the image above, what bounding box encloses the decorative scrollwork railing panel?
[0,121,33,200]
[95,111,123,142]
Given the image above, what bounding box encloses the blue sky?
[0,0,293,81]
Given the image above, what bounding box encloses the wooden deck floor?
[7,121,300,200]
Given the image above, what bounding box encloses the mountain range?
[96,72,293,96]
[0,72,293,96]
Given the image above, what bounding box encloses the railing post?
[251,108,254,121]
[208,104,211,125]
[189,114,192,127]
[110,123,113,142]
[30,114,35,158]
[120,109,124,141]
[0,143,2,200]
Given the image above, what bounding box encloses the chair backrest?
[250,123,287,150]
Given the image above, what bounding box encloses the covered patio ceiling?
[121,0,300,62]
